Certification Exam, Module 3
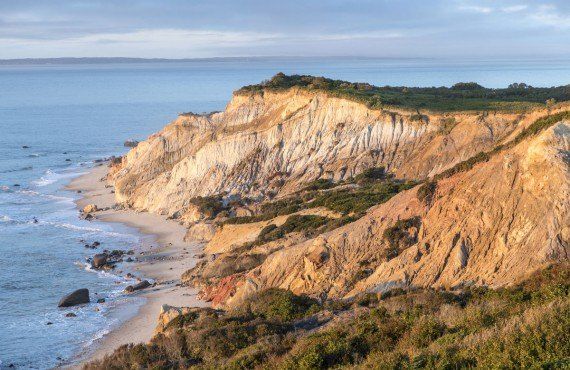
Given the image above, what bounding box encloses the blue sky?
[0,0,569,59]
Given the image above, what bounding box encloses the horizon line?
[1,55,568,66]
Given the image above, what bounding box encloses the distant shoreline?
[2,55,559,66]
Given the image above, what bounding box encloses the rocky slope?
[108,76,569,309]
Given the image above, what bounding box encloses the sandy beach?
[66,164,207,365]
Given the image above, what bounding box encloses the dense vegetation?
[237,73,570,112]
[86,263,570,369]
[253,215,331,246]
[223,167,415,228]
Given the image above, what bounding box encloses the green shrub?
[237,73,570,112]
[382,216,422,259]
[409,317,447,348]
[248,288,320,321]
[189,195,227,219]
[354,166,387,184]
[416,180,437,205]
[304,178,335,191]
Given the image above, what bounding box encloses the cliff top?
[237,73,570,112]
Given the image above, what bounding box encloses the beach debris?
[125,280,151,293]
[58,288,90,307]
[82,204,98,214]
[65,312,77,318]
[124,139,139,148]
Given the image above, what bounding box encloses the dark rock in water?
[124,140,139,148]
[65,312,77,317]
[65,158,71,162]
[125,280,151,293]
[13,184,20,187]
[46,322,53,325]
[127,250,135,255]
[84,213,94,221]
[97,298,106,303]
[22,146,30,149]
[125,257,134,262]
[63,152,68,154]
[109,249,125,258]
[85,241,100,249]
[91,254,107,268]
[58,289,90,307]
[77,190,82,193]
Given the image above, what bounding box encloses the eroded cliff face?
[110,88,520,218]
[252,119,569,297]
[110,86,569,309]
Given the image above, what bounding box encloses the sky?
[0,0,569,59]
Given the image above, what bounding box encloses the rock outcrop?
[58,288,90,307]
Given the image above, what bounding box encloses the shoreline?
[66,164,207,366]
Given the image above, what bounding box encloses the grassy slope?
[85,264,569,369]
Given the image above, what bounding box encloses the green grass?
[86,264,570,370]
[237,73,570,112]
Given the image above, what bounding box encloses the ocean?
[0,57,569,369]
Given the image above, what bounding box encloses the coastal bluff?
[105,74,569,310]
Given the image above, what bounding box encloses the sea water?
[0,57,569,369]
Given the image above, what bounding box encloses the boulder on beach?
[58,288,90,307]
[125,280,151,293]
[82,204,98,214]
[91,254,107,268]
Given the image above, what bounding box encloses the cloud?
[529,4,570,28]
[502,5,528,13]
[0,28,412,58]
[0,0,568,58]
[458,5,493,14]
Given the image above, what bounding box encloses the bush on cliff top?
[237,73,570,112]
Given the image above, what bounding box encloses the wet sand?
[66,165,207,365]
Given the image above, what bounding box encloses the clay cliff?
[111,88,520,217]
[108,76,570,309]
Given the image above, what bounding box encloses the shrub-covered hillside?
[85,263,569,369]
[237,73,570,112]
